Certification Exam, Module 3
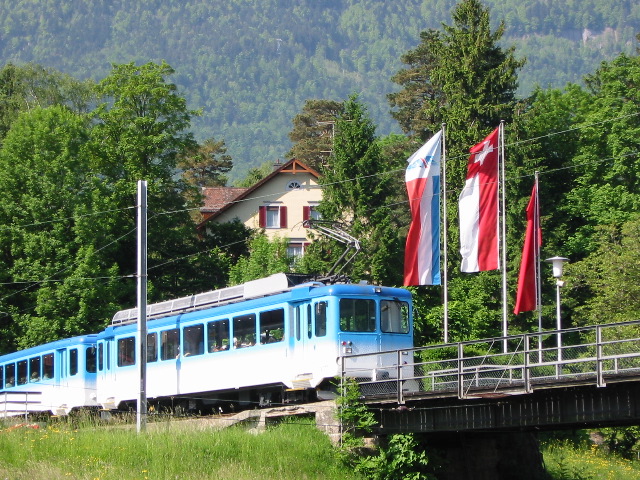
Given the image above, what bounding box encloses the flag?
[514,183,542,314]
[459,127,499,273]
[404,130,442,286]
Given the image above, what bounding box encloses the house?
[198,158,322,257]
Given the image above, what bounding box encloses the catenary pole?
[137,180,148,433]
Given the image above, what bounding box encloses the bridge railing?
[341,320,640,403]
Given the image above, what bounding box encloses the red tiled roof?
[201,187,248,213]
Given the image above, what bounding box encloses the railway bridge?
[343,319,640,435]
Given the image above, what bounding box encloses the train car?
[0,335,99,417]
[96,273,413,413]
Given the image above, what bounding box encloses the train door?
[98,338,115,381]
[290,302,313,380]
[159,328,180,396]
[96,337,117,409]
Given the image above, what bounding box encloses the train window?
[18,360,28,385]
[315,302,327,337]
[233,314,256,348]
[70,349,79,376]
[29,356,41,382]
[0,365,3,388]
[381,301,410,334]
[259,309,284,344]
[98,343,104,371]
[207,319,229,352]
[339,299,376,332]
[161,329,180,360]
[294,306,301,341]
[43,353,54,379]
[183,325,204,357]
[86,346,97,373]
[147,333,158,363]
[5,363,15,388]
[307,304,312,339]
[117,337,136,367]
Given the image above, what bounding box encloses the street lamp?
[546,256,569,366]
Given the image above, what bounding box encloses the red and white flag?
[514,182,542,314]
[459,128,499,273]
[404,130,442,286]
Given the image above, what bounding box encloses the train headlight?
[341,340,353,354]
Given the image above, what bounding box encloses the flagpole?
[534,171,542,361]
[441,124,448,343]
[500,121,508,352]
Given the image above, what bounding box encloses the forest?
[0,0,638,181]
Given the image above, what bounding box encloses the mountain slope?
[0,0,638,180]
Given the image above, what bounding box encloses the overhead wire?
[0,109,637,290]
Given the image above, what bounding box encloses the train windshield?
[381,300,410,334]
[339,299,376,332]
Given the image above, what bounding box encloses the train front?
[287,282,414,398]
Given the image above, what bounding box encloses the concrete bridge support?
[420,431,549,480]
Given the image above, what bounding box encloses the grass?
[542,439,640,480]
[0,418,363,480]
[4,416,640,479]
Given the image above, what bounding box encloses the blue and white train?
[0,273,413,417]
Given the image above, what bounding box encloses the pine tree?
[389,0,525,341]
[286,99,344,171]
[310,94,402,284]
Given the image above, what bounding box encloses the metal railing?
[1,391,42,420]
[341,320,640,404]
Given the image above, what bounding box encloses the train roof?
[106,274,411,334]
[0,334,98,364]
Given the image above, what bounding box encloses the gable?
[198,158,321,229]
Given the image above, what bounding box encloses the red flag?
[514,183,542,314]
[459,128,499,272]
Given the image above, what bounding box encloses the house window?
[303,205,321,224]
[259,205,287,228]
[287,181,301,190]
[287,242,304,258]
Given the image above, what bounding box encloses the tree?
[568,216,640,327]
[561,53,640,258]
[307,94,403,284]
[286,99,343,171]
[389,0,524,174]
[0,106,119,349]
[233,161,274,188]
[88,61,215,302]
[228,234,291,284]
[0,63,94,143]
[388,0,525,342]
[178,137,233,188]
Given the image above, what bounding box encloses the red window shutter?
[258,206,266,228]
[302,206,310,225]
[279,206,287,228]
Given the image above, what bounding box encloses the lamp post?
[546,256,569,368]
